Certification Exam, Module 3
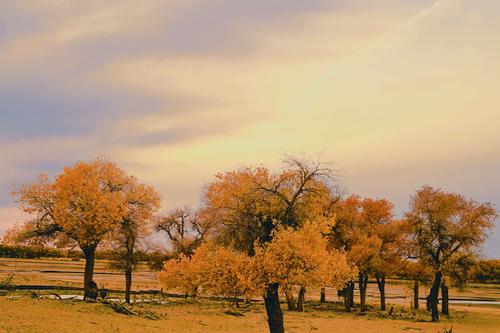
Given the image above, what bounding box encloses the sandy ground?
[0,297,499,333]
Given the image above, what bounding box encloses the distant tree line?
[473,259,500,283]
[0,244,168,266]
[0,244,80,259]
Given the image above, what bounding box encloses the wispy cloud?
[0,0,499,255]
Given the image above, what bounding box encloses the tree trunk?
[264,283,284,333]
[429,271,442,322]
[413,280,419,310]
[296,286,306,312]
[359,272,369,312]
[82,245,97,300]
[348,281,354,307]
[375,274,386,311]
[441,281,449,315]
[124,238,134,304]
[285,288,296,311]
[320,287,326,303]
[125,268,132,304]
[343,287,351,312]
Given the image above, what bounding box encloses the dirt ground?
[0,296,499,333]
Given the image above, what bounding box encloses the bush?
[0,244,79,258]
[0,244,169,266]
[473,260,500,283]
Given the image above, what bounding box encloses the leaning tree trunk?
[285,288,296,311]
[296,286,306,312]
[441,281,449,315]
[359,272,369,312]
[320,287,326,303]
[82,245,97,300]
[429,271,442,322]
[375,273,386,311]
[413,280,419,310]
[264,283,285,333]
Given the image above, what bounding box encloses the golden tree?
[198,243,258,303]
[159,242,257,302]
[406,186,496,321]
[371,219,406,311]
[158,250,206,297]
[201,156,339,333]
[109,177,160,303]
[13,159,145,299]
[254,222,356,312]
[203,167,276,255]
[329,195,395,312]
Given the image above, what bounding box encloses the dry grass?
[0,296,499,333]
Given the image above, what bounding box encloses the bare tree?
[156,207,209,257]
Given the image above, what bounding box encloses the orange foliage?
[255,222,356,290]
[158,222,356,299]
[158,242,257,299]
[330,195,401,275]
[406,186,496,270]
[12,159,160,249]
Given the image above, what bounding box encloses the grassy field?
[1,258,500,332]
[1,296,499,333]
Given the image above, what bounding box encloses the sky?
[0,0,499,257]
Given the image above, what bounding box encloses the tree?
[13,159,136,299]
[254,222,356,313]
[256,157,339,320]
[195,243,258,304]
[158,251,204,298]
[109,178,160,303]
[405,186,496,321]
[443,251,477,287]
[473,259,500,283]
[400,260,433,311]
[156,206,210,257]
[203,167,275,255]
[371,219,406,311]
[158,242,258,302]
[348,235,381,312]
[329,196,395,312]
[201,165,285,332]
[328,195,361,311]
[202,156,338,333]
